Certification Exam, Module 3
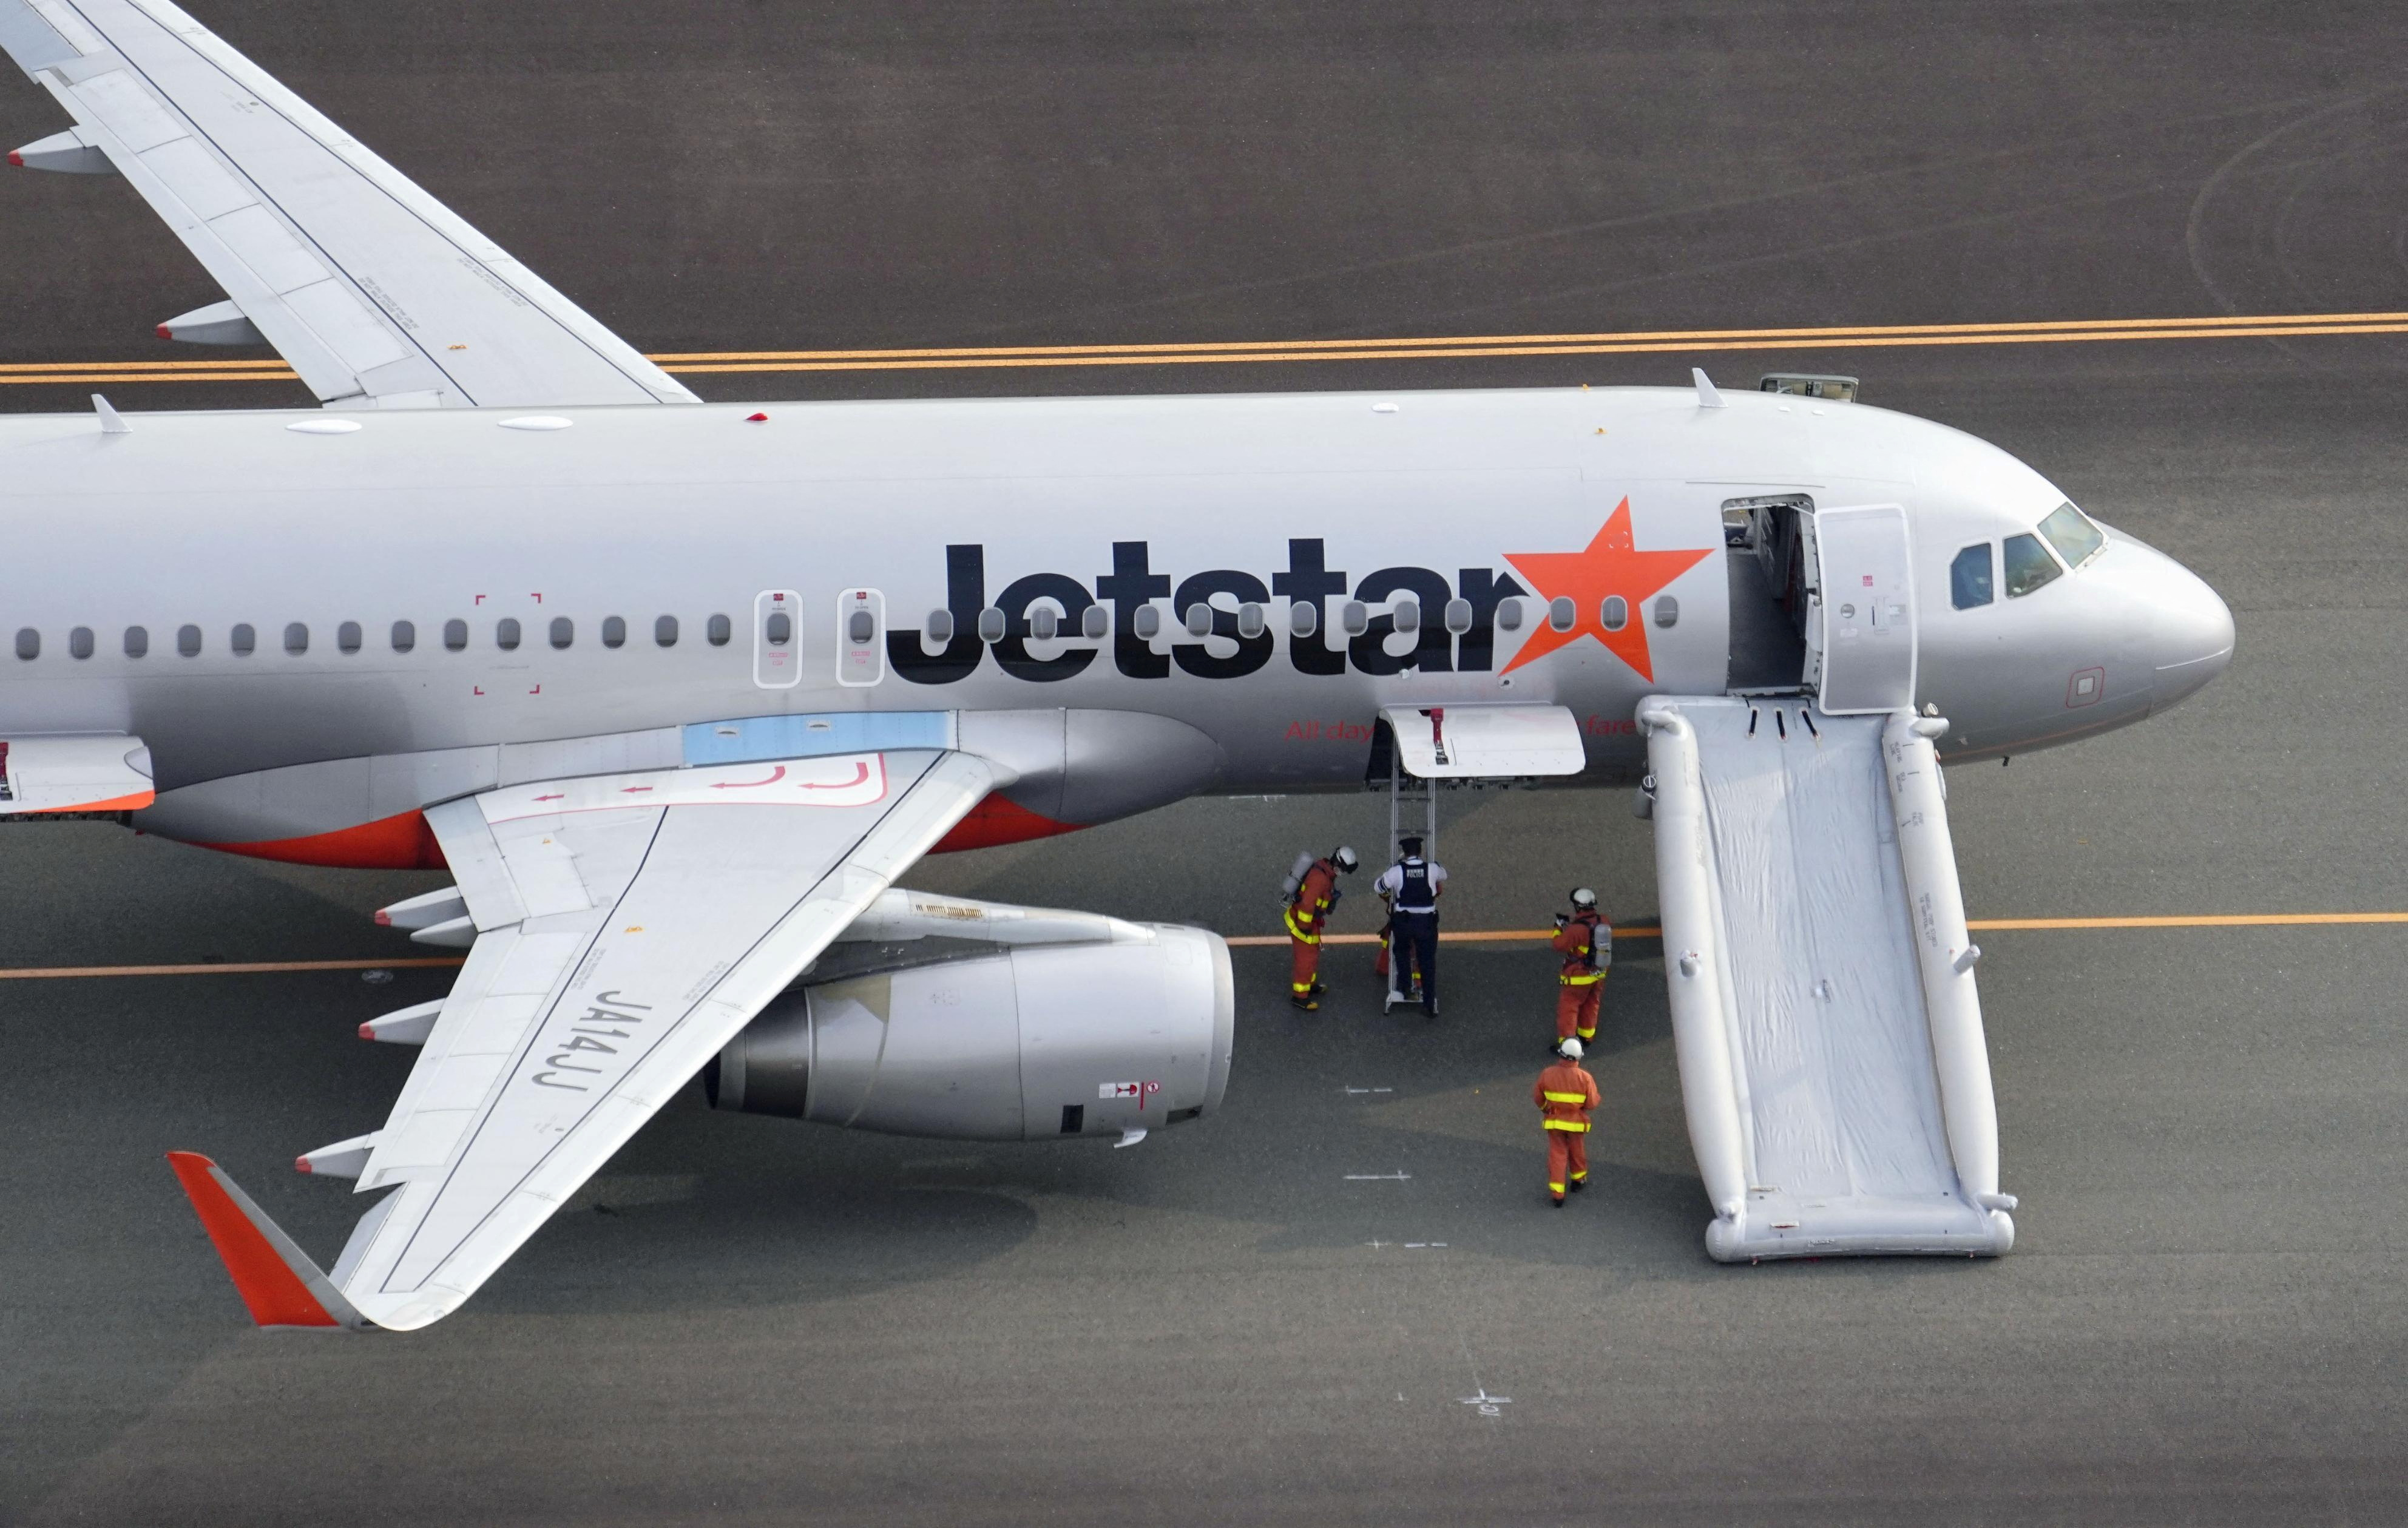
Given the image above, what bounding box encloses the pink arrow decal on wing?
[710,766,789,790]
[533,793,565,802]
[798,762,872,791]
[620,785,654,794]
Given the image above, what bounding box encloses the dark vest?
[1393,859,1436,913]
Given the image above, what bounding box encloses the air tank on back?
[703,890,1233,1143]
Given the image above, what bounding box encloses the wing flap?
[332,749,996,1330]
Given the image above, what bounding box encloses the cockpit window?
[2037,501,2105,569]
[1950,544,1994,609]
[2003,533,2062,598]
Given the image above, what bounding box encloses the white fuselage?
[0,384,2233,857]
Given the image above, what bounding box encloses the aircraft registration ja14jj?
[2,0,2231,1327]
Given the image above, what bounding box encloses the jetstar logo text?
[884,507,1711,686]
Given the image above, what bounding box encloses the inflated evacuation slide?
[1640,695,2015,1262]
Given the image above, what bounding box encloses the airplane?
[1,0,2233,1329]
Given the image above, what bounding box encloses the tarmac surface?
[5,2,2408,1523]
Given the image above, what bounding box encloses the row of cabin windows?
[13,593,1690,663]
[920,593,1676,643]
[12,614,737,661]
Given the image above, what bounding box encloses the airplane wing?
[0,0,698,408]
[176,749,996,1331]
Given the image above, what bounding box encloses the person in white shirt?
[1373,836,1447,1016]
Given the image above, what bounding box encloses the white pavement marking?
[1458,1388,1512,1418]
[1344,1172,1412,1181]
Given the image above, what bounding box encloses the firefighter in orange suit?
[1285,845,1359,1011]
[1535,1039,1601,1206]
[1551,888,1610,1049]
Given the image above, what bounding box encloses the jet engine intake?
[705,922,1232,1142]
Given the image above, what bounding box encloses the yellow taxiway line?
[4,309,2406,386]
[0,911,2397,975]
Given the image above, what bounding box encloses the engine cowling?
[705,922,1233,1142]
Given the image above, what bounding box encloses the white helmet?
[1333,846,1360,872]
[1557,1038,1584,1060]
[1569,888,1598,910]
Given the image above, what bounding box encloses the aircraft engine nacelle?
[704,923,1233,1143]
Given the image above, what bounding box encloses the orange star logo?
[1501,498,1714,681]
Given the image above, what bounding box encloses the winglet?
[164,1152,374,1331]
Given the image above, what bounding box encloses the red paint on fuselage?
[189,791,1072,867]
[199,809,449,870]
[930,792,1085,853]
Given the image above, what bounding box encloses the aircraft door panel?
[1805,504,1916,714]
[837,588,887,687]
[754,589,803,689]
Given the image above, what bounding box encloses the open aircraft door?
[1802,504,1917,714]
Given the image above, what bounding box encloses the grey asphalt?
[5,2,2408,1524]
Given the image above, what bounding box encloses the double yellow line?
[5,309,2406,387]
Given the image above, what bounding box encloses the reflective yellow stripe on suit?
[1285,908,1319,943]
[1543,1119,1590,1132]
[1560,972,1603,985]
[1543,1090,1589,1104]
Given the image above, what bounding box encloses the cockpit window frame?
[2036,501,2106,572]
[1949,543,1995,610]
[2001,532,2063,599]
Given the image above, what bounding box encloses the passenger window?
[444,618,469,651]
[69,626,93,660]
[177,624,201,657]
[1181,604,1210,637]
[1600,596,1626,632]
[2003,533,2062,598]
[654,615,678,647]
[337,621,362,654]
[392,620,416,653]
[1081,605,1109,639]
[284,623,308,655]
[1029,607,1059,641]
[1288,601,1319,638]
[762,611,790,646]
[602,616,626,649]
[1340,601,1368,637]
[1547,596,1575,632]
[1392,598,1420,634]
[550,617,575,649]
[1443,598,1472,635]
[977,608,1007,643]
[231,624,256,656]
[1950,544,1994,609]
[1238,602,1267,639]
[848,609,878,643]
[706,614,732,646]
[1654,595,1679,629]
[925,609,954,643]
[124,626,148,658]
[496,618,521,651]
[13,628,35,660]
[1496,597,1524,632]
[2037,502,2105,569]
[1133,606,1163,640]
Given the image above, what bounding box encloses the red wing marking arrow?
[620,785,654,794]
[711,766,789,790]
[532,793,564,802]
[798,762,871,790]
